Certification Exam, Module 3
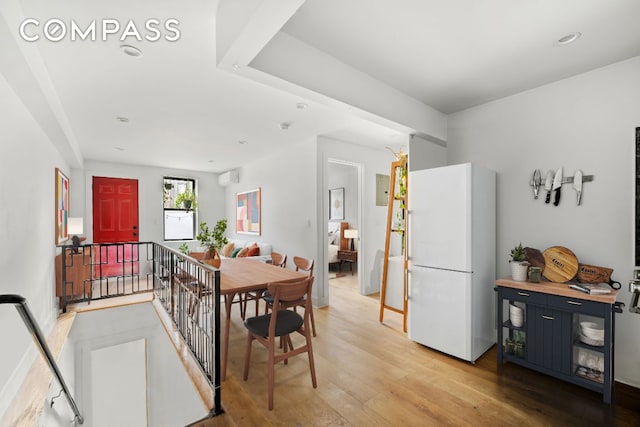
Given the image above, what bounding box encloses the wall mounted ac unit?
[218,170,239,186]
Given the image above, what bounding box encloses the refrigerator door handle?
[406,269,411,299]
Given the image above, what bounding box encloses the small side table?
[337,250,358,275]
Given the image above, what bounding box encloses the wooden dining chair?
[264,256,317,336]
[293,256,316,336]
[244,252,289,317]
[243,276,317,410]
[271,251,287,268]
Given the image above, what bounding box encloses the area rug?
[329,272,347,279]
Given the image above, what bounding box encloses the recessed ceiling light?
[238,140,247,145]
[116,116,129,123]
[115,147,125,151]
[279,122,290,130]
[120,44,143,57]
[208,159,215,163]
[296,102,308,110]
[554,32,581,46]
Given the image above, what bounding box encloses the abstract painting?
[55,168,69,244]
[237,188,261,235]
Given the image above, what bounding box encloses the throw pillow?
[231,247,242,258]
[221,242,235,257]
[247,243,260,257]
[237,247,250,258]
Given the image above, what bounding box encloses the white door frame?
[325,157,364,296]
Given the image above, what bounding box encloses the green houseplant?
[196,219,228,267]
[509,243,529,282]
[175,187,197,210]
[178,242,190,256]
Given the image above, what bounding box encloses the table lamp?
[68,217,84,253]
[344,229,358,251]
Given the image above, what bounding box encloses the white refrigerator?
[407,163,496,362]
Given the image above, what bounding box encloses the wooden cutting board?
[577,264,613,284]
[524,247,545,273]
[542,246,579,283]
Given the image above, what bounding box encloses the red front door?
[93,177,139,243]
[92,177,139,278]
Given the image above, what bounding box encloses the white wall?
[319,137,393,297]
[447,56,640,387]
[77,160,224,251]
[409,135,447,172]
[328,162,358,245]
[223,139,319,294]
[0,73,64,416]
[45,303,206,426]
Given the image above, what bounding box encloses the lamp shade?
[344,229,358,239]
[67,217,84,235]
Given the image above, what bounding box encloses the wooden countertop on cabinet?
[495,277,618,304]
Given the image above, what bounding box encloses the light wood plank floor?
[218,274,638,426]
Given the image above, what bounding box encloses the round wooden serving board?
[542,246,578,283]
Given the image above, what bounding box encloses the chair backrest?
[267,276,314,335]
[293,256,314,277]
[271,251,287,268]
[268,276,314,307]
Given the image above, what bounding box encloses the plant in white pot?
[196,219,228,268]
[510,243,529,282]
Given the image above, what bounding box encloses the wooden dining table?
[218,258,307,380]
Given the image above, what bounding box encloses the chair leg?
[254,290,262,317]
[308,305,317,337]
[239,293,246,320]
[268,339,275,410]
[282,335,288,365]
[243,332,253,381]
[304,327,317,388]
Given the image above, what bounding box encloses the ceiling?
[2,0,639,173]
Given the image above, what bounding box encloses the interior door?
[92,177,139,277]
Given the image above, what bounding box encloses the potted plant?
[178,242,190,256]
[510,243,529,282]
[175,187,197,211]
[196,219,228,268]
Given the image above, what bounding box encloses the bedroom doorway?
[327,159,363,297]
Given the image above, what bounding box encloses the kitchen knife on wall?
[544,170,553,204]
[552,167,563,206]
[573,169,583,205]
[531,169,541,199]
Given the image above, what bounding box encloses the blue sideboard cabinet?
[495,277,624,404]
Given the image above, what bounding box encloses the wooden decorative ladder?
[379,156,408,332]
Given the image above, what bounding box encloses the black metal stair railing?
[59,242,155,312]
[152,244,223,416]
[57,241,223,417]
[0,294,84,424]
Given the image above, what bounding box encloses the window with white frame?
[163,177,196,240]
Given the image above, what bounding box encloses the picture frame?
[236,188,261,235]
[55,168,70,245]
[329,187,345,220]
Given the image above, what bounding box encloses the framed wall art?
[55,168,69,244]
[236,188,261,235]
[329,187,344,220]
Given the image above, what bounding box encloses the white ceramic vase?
[511,262,529,282]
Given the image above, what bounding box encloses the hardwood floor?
[220,274,639,426]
